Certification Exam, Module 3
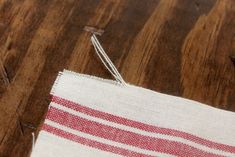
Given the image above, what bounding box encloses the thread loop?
[91,34,126,85]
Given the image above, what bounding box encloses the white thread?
[32,132,35,149]
[30,132,36,156]
[91,35,125,84]
[91,34,126,85]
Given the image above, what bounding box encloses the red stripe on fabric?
[42,124,154,157]
[46,107,224,157]
[51,95,235,154]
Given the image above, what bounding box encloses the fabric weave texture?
[31,70,235,157]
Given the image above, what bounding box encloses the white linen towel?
[30,69,235,157]
[31,35,235,157]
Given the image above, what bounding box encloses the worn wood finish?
[0,0,234,156]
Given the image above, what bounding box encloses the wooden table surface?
[0,0,234,156]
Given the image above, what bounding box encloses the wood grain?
[0,0,234,156]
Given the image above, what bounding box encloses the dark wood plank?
[0,0,234,156]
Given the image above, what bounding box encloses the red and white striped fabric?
[31,70,235,157]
